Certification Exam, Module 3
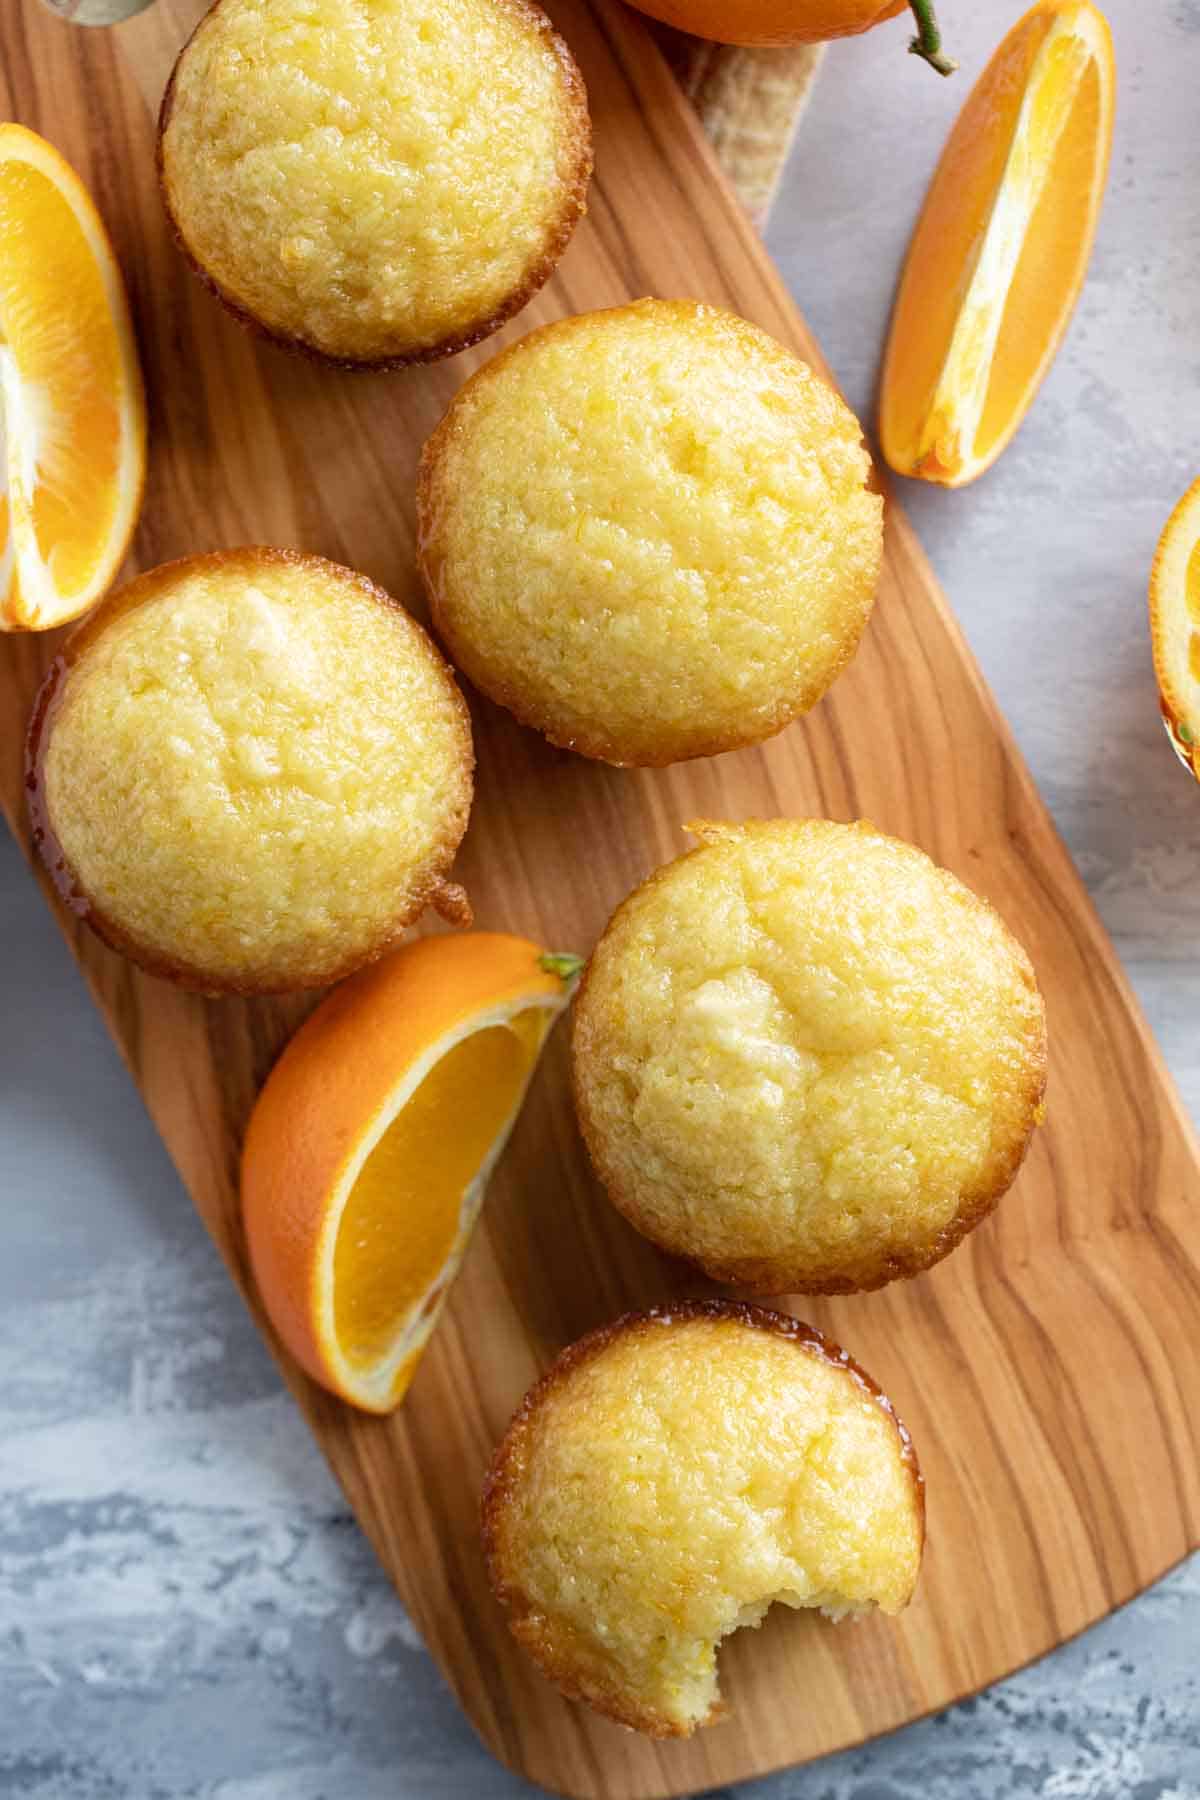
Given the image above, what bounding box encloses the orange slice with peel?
[241,933,580,1414]
[0,124,146,631]
[1149,477,1200,781]
[879,1,1114,488]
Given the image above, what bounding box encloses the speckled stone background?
[3,2,1199,1795]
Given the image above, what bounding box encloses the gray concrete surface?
[3,0,1199,1793]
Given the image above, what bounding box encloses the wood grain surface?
[2,3,1199,1797]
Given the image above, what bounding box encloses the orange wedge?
[879,1,1114,488]
[0,124,146,630]
[241,933,580,1414]
[1149,477,1200,781]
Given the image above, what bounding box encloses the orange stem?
[539,951,585,982]
[908,0,957,75]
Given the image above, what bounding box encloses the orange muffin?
[158,0,591,367]
[27,549,473,995]
[419,300,883,765]
[573,819,1047,1292]
[483,1302,924,1737]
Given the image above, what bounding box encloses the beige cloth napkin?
[655,31,825,223]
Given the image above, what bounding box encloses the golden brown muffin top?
[30,549,473,994]
[573,819,1047,1291]
[419,300,883,764]
[159,0,590,364]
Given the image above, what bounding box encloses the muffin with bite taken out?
[483,1301,925,1737]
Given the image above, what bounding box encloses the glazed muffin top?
[159,0,590,365]
[419,300,883,765]
[573,819,1047,1292]
[483,1303,924,1738]
[30,549,473,994]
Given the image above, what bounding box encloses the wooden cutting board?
[3,3,1200,1796]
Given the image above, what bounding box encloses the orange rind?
[880,2,1114,487]
[0,124,145,630]
[242,933,579,1413]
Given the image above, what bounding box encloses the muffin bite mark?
[483,1302,925,1737]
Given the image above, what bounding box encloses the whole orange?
[623,0,908,49]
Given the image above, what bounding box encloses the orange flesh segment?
[881,3,1112,486]
[1186,537,1200,625]
[333,1008,546,1368]
[0,156,124,608]
[1175,529,1200,709]
[880,11,1049,476]
[974,47,1100,463]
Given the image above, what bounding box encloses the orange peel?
[0,124,145,630]
[242,933,579,1413]
[880,2,1114,487]
[1150,478,1200,781]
